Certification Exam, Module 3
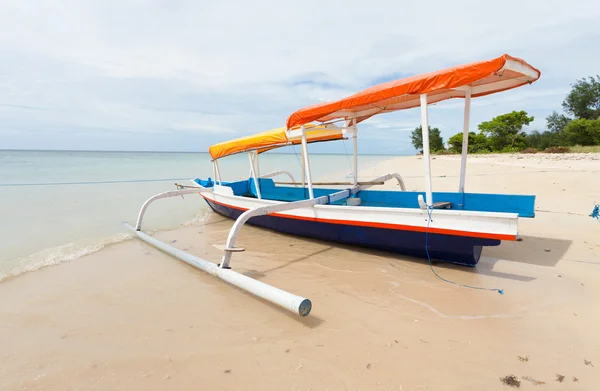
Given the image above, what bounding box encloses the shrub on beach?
[543,146,570,154]
[520,147,537,154]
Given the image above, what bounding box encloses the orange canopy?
[286,54,540,129]
[208,124,344,160]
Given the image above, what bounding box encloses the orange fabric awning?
[208,125,343,160]
[286,54,541,129]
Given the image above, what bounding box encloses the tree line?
[410,75,600,153]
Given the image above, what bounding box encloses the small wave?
[180,207,213,228]
[0,233,133,282]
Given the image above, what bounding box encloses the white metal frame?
[135,187,213,231]
[219,186,360,268]
[260,170,298,185]
[129,184,313,317]
[214,160,222,185]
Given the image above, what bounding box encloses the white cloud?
[1,0,599,152]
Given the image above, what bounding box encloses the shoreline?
[1,153,599,390]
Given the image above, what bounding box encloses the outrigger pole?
[126,184,360,317]
[126,187,316,317]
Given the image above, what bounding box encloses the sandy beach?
[1,153,599,390]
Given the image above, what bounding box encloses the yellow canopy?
[208,124,344,160]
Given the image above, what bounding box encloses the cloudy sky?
[1,0,599,154]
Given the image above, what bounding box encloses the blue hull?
[204,198,501,267]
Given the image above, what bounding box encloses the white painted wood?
[203,191,519,239]
[459,87,471,193]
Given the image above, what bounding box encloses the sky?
[1,1,600,155]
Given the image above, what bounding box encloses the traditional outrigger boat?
[127,54,540,317]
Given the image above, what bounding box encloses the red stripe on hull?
[201,195,516,241]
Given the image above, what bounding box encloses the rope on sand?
[425,206,504,295]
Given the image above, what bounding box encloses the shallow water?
[0,149,391,279]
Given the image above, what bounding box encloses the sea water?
[0,150,391,280]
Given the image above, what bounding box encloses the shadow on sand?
[243,228,572,284]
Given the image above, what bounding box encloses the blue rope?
[591,204,600,221]
[0,177,193,187]
[425,206,504,295]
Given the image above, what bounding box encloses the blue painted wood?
[203,198,500,267]
[199,177,536,217]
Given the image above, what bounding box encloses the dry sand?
[1,153,599,390]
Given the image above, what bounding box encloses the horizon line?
[0,148,408,156]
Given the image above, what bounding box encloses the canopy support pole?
[248,152,262,199]
[420,94,433,208]
[459,88,472,193]
[301,146,305,191]
[254,150,261,178]
[352,119,358,186]
[214,160,222,185]
[300,125,315,199]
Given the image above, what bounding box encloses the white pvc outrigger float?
[125,186,322,317]
[126,184,359,317]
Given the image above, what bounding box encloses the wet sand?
[1,153,599,390]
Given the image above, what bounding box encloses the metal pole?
[248,152,262,199]
[459,88,472,193]
[420,94,433,207]
[214,160,222,185]
[254,150,261,178]
[300,125,314,199]
[352,119,358,186]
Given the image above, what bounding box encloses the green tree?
[410,125,444,153]
[546,111,571,134]
[563,119,600,145]
[478,110,533,151]
[448,131,489,153]
[562,76,600,120]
